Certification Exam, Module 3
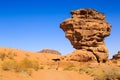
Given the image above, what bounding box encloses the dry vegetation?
[79,64,120,80]
[0,47,40,76]
[61,62,120,80]
[0,47,62,76]
[1,58,39,75]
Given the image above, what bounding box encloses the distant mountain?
[38,48,61,55]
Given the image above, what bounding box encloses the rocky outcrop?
[112,51,120,60]
[63,50,97,62]
[38,48,61,55]
[60,8,111,63]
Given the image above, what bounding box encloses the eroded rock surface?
[112,51,120,60]
[60,8,111,62]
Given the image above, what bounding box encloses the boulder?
[112,51,120,60]
[63,50,97,62]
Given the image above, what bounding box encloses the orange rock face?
[60,8,111,62]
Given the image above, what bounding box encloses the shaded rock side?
[60,8,111,62]
[38,48,61,55]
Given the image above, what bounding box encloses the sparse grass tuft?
[1,60,16,71]
[32,60,39,71]
[1,57,40,76]
[15,58,39,72]
[6,52,15,60]
[79,65,120,80]
[0,52,6,61]
[64,63,76,71]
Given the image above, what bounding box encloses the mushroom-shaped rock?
[60,8,111,63]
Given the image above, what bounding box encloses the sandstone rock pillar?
[60,8,111,63]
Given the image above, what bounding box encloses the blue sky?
[0,0,120,58]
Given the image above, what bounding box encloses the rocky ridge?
[38,48,61,55]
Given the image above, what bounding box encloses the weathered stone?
[112,51,120,60]
[60,8,111,62]
[63,50,97,62]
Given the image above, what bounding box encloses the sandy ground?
[0,70,93,80]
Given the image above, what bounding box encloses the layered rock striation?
[60,8,111,62]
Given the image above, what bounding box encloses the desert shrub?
[79,66,92,74]
[0,52,6,61]
[1,60,16,71]
[32,60,39,71]
[1,57,40,76]
[79,67,107,80]
[14,62,23,72]
[64,63,76,71]
[15,58,39,75]
[91,69,106,80]
[20,58,33,69]
[20,58,39,70]
[14,63,33,76]
[104,68,120,80]
[79,66,120,80]
[6,52,15,60]
[15,58,39,72]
